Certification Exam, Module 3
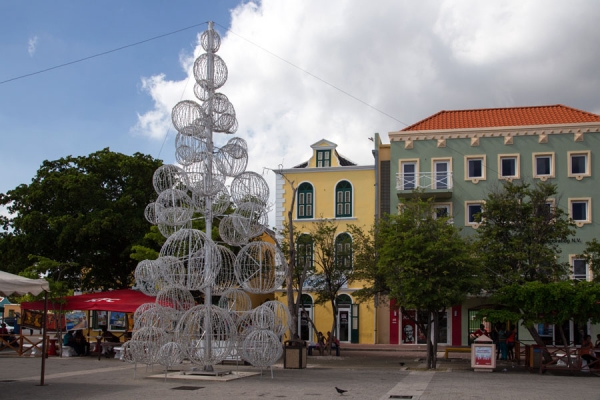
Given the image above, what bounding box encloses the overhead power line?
[0,22,209,85]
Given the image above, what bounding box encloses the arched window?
[335,233,353,269]
[297,234,313,270]
[335,181,352,217]
[297,182,313,219]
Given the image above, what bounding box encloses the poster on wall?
[109,312,127,331]
[65,311,87,330]
[401,310,416,344]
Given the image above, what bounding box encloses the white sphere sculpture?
[175,305,236,367]
[241,330,283,368]
[217,288,252,315]
[159,229,221,291]
[155,286,196,318]
[235,242,287,293]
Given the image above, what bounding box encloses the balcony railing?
[396,172,453,191]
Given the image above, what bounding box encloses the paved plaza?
[0,349,598,399]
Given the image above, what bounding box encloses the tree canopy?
[475,181,574,289]
[0,148,162,290]
[367,196,480,368]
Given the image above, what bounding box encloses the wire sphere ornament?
[217,288,252,315]
[155,189,194,227]
[175,133,208,166]
[144,202,158,225]
[157,219,192,240]
[155,285,196,318]
[194,53,228,90]
[212,245,239,295]
[175,305,237,367]
[134,302,157,327]
[171,100,205,133]
[216,144,248,177]
[193,83,211,102]
[156,256,187,288]
[135,305,176,332]
[159,229,221,291]
[200,26,221,53]
[134,259,165,296]
[157,342,185,376]
[241,329,283,368]
[235,242,287,293]
[231,201,268,239]
[218,215,249,247]
[230,171,270,206]
[261,300,292,337]
[131,327,171,365]
[152,164,189,194]
[184,159,227,197]
[251,305,276,330]
[191,187,231,217]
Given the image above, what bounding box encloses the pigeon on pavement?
[335,387,348,395]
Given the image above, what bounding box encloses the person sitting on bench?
[326,331,341,356]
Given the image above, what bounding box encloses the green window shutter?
[351,304,359,343]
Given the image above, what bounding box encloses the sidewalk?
[0,347,597,400]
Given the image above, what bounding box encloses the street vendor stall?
[0,270,50,386]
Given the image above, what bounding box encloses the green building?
[378,104,600,346]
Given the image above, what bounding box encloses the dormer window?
[317,150,331,167]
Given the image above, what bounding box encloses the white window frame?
[569,197,591,227]
[532,152,555,181]
[399,159,420,190]
[567,150,591,180]
[570,255,589,282]
[433,203,452,221]
[432,158,452,190]
[498,154,520,180]
[464,155,486,183]
[465,201,484,228]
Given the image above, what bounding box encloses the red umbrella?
[22,289,155,313]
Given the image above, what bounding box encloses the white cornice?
[388,122,600,142]
[277,165,374,174]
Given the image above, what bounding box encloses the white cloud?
[132,0,600,225]
[28,36,38,57]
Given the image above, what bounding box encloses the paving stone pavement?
[0,349,598,399]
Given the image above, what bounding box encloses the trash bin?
[529,345,541,369]
[284,340,307,369]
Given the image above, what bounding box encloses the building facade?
[384,104,600,346]
[274,139,378,344]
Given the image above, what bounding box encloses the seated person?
[326,331,341,356]
[580,335,598,369]
[100,326,120,343]
[63,330,76,347]
[307,332,325,356]
[470,324,488,341]
[74,330,89,356]
[0,323,17,348]
[595,334,600,348]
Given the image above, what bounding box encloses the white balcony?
[396,172,453,198]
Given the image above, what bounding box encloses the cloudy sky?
[2,0,600,226]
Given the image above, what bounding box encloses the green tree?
[475,181,576,349]
[579,238,600,283]
[309,219,355,352]
[481,281,600,367]
[375,196,480,369]
[0,148,162,290]
[476,181,574,288]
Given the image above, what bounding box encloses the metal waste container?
[284,340,307,369]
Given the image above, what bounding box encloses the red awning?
[22,289,155,313]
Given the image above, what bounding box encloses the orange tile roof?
[402,105,600,131]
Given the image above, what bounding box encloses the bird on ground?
[335,387,348,395]
[399,362,405,366]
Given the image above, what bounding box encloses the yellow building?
[274,139,377,344]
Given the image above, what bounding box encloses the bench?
[444,347,471,359]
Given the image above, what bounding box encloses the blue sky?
[3,0,600,227]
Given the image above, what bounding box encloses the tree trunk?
[425,311,433,369]
[285,181,298,339]
[525,325,553,364]
[557,325,572,368]
[431,310,439,369]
